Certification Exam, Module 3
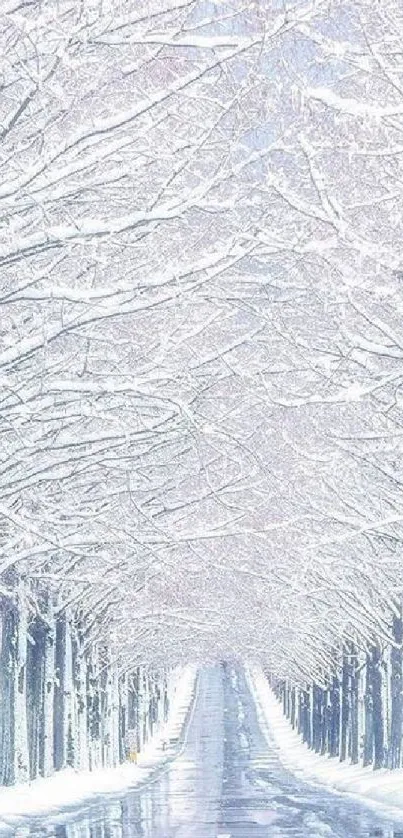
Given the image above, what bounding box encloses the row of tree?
[1,0,403,781]
[0,588,171,785]
[270,609,403,770]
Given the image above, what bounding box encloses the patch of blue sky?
[240,124,278,152]
[314,3,364,46]
[261,35,348,89]
[186,0,253,36]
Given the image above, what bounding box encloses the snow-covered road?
[7,666,403,836]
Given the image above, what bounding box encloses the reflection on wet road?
[6,665,403,836]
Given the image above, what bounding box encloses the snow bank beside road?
[0,666,197,830]
[247,665,403,817]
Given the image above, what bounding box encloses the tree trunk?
[372,644,384,769]
[290,686,296,729]
[349,644,359,765]
[43,607,55,778]
[119,673,128,763]
[73,621,89,772]
[26,617,46,780]
[388,612,403,769]
[87,645,102,770]
[301,687,311,747]
[363,648,374,766]
[312,685,322,753]
[13,589,29,784]
[340,648,350,763]
[0,603,16,785]
[329,673,340,757]
[321,689,329,755]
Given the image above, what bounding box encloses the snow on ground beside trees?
[0,666,197,830]
[248,667,403,819]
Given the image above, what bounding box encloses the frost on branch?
[1,0,403,780]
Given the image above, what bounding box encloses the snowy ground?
[0,666,197,828]
[247,665,403,818]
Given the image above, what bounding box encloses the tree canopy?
[1,0,403,684]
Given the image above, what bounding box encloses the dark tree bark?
[349,644,359,765]
[321,689,329,756]
[329,672,340,757]
[388,611,403,769]
[26,618,46,779]
[340,648,350,762]
[363,648,374,767]
[53,611,67,771]
[301,688,311,747]
[0,604,17,786]
[372,644,384,770]
[312,685,323,753]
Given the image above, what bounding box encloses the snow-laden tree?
[2,0,403,780]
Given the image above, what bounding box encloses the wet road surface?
[5,665,403,837]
